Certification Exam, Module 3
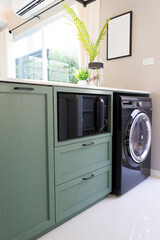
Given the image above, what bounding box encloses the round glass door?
[129,112,152,163]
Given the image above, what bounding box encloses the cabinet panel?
[55,136,112,185]
[0,84,55,240]
[56,165,112,223]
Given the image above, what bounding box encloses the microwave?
[57,92,109,141]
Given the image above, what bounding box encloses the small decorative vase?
[78,80,88,86]
[88,62,104,87]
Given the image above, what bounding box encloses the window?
[14,9,79,83]
[14,30,43,80]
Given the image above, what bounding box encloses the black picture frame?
[107,11,132,60]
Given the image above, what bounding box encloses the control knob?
[137,101,142,108]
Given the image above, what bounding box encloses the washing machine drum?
[126,111,152,164]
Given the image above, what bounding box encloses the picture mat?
[108,13,131,59]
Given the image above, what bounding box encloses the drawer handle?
[14,87,34,91]
[83,174,95,181]
[82,142,94,147]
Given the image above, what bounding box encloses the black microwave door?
[58,93,83,141]
[96,97,105,131]
[67,95,83,139]
[82,96,97,136]
[58,96,68,141]
[58,93,108,141]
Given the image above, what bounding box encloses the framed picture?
[107,11,132,60]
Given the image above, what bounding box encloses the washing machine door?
[127,112,152,164]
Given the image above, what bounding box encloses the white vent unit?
[12,0,57,19]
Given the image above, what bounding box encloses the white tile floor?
[38,177,160,240]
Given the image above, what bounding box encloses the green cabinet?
[55,136,112,185]
[56,165,112,222]
[0,83,113,240]
[54,86,113,224]
[0,83,55,240]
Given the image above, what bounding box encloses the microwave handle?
[96,97,104,131]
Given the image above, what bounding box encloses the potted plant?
[75,67,89,85]
[62,3,110,86]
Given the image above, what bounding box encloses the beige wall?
[99,0,160,170]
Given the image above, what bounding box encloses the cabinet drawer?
[56,165,112,223]
[55,136,112,185]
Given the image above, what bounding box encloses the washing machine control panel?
[123,98,151,109]
[136,100,151,109]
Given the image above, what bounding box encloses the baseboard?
[151,169,160,178]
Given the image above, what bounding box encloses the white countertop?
[0,77,150,94]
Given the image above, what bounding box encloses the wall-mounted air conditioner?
[12,0,57,19]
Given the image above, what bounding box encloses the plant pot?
[88,62,104,87]
[78,80,88,86]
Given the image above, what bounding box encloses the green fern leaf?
[62,3,109,63]
[95,18,110,49]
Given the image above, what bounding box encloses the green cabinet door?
[0,83,55,240]
[56,165,112,223]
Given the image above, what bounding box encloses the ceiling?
[0,0,12,13]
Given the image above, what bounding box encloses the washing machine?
[112,95,152,196]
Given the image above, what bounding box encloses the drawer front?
[56,165,112,223]
[55,136,112,185]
